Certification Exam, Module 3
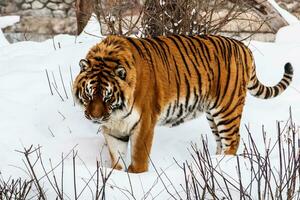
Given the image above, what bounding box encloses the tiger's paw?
[112,163,124,171]
[127,164,148,173]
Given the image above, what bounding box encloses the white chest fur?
[102,108,140,137]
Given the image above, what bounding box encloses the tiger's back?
[127,35,252,127]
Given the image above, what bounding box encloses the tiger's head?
[73,36,136,123]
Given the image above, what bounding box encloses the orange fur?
[73,35,293,173]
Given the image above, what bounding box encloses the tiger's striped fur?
[73,35,293,173]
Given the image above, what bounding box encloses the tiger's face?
[73,38,136,123]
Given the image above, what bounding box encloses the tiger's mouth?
[92,119,102,124]
[84,109,111,124]
[86,116,109,124]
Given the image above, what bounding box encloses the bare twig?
[45,69,53,95]
[58,65,69,100]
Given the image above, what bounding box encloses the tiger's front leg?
[128,116,156,173]
[102,127,129,171]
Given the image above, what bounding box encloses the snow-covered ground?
[0,15,19,47]
[1,9,300,199]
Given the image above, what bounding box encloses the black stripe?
[222,37,233,61]
[165,104,172,119]
[283,74,293,79]
[256,85,264,96]
[129,115,142,134]
[220,127,238,140]
[193,36,214,97]
[224,142,235,147]
[214,36,227,60]
[219,45,231,103]
[124,60,132,69]
[194,36,212,62]
[184,75,191,111]
[219,125,237,135]
[195,36,212,61]
[281,78,290,86]
[250,68,256,81]
[194,46,212,98]
[190,88,199,112]
[213,99,241,122]
[210,55,222,109]
[248,80,259,90]
[101,57,121,65]
[126,37,145,58]
[181,35,201,66]
[122,98,136,119]
[108,134,129,142]
[172,55,181,108]
[172,100,177,115]
[277,82,286,89]
[265,87,271,98]
[177,104,184,118]
[168,36,191,76]
[176,36,203,99]
[273,86,279,96]
[138,39,158,86]
[206,114,214,122]
[172,36,202,112]
[207,36,221,54]
[144,38,171,83]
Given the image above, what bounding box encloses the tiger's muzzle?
[84,96,110,123]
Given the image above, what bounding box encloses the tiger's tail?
[247,62,293,99]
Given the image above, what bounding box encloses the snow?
[276,23,300,43]
[0,16,20,47]
[0,16,20,29]
[0,12,300,199]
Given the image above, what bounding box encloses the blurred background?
[0,0,299,43]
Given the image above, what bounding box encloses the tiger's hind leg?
[209,105,243,155]
[206,112,222,154]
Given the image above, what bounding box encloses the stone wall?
[0,0,76,42]
[277,0,300,19]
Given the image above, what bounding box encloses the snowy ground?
[1,11,300,199]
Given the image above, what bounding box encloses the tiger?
[73,34,293,173]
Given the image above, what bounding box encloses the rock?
[67,8,76,17]
[21,3,32,9]
[2,1,19,13]
[14,0,23,4]
[51,17,76,34]
[0,1,7,6]
[38,7,52,15]
[25,0,34,3]
[50,0,63,3]
[22,7,52,16]
[52,20,65,33]
[39,0,49,3]
[276,0,300,20]
[32,1,44,9]
[64,0,74,4]
[63,18,76,34]
[58,2,69,10]
[53,10,66,18]
[46,2,58,9]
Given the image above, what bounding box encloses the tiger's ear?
[115,65,126,80]
[79,59,89,71]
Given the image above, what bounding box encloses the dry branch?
[75,0,289,37]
